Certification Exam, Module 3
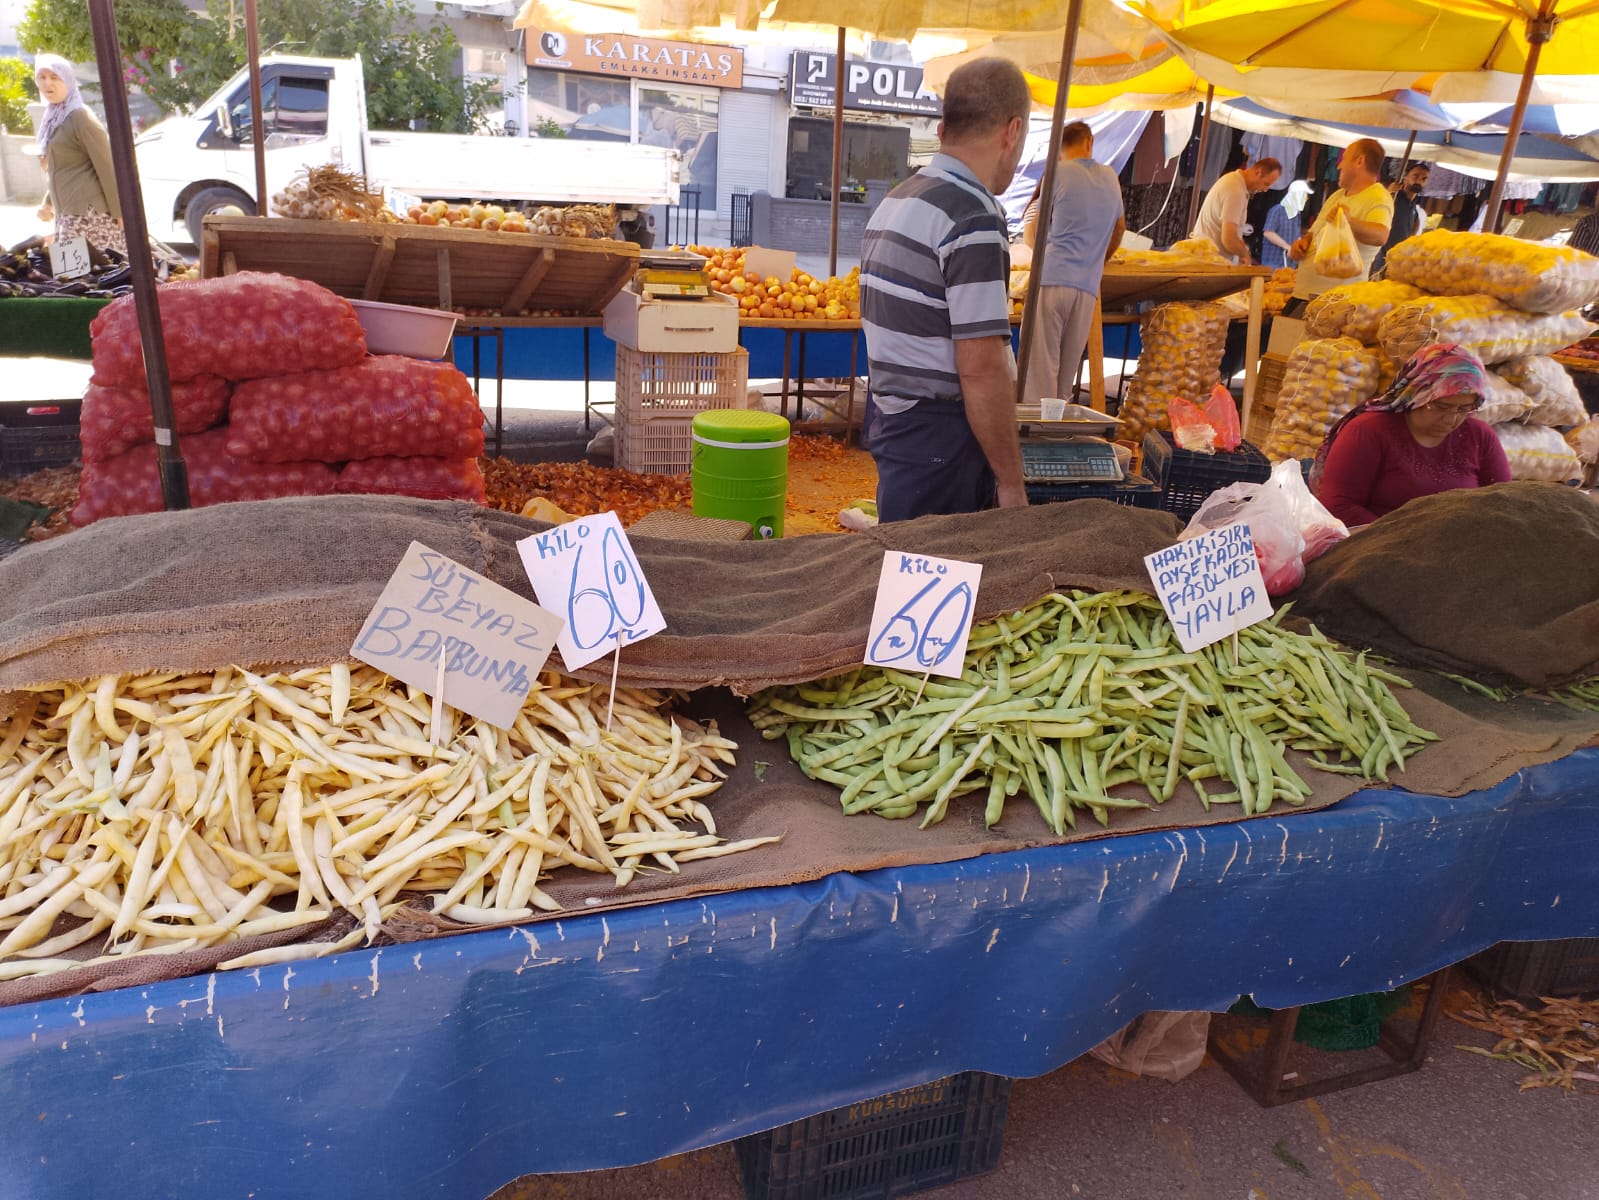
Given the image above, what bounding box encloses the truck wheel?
[185,187,256,245]
[619,216,655,249]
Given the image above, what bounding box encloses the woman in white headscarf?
[1260,179,1311,270]
[33,53,127,256]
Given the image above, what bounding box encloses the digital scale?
[1021,438,1124,482]
[636,249,711,299]
[1018,401,1124,482]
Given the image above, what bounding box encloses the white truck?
[133,55,681,246]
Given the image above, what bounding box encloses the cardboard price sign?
[350,541,563,729]
[517,511,666,672]
[1144,525,1273,653]
[864,551,982,678]
[48,236,92,280]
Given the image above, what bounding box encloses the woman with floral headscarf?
[1311,342,1512,527]
[33,53,127,256]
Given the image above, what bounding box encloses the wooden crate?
[199,216,638,316]
[1255,352,1291,412]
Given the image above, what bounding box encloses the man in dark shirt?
[1374,163,1430,275]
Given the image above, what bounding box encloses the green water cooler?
[691,409,790,539]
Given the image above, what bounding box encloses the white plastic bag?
[1181,460,1349,596]
[1089,1011,1212,1082]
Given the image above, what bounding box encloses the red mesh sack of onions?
[337,456,486,502]
[71,428,337,527]
[226,355,485,463]
[89,272,367,388]
[80,376,231,462]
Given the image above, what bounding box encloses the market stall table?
[3,746,1595,1200]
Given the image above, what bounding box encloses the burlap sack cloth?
[1,492,1595,1005]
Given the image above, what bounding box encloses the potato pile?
[1383,230,1599,314]
[1376,295,1595,366]
[1305,281,1425,344]
[1492,356,1587,427]
[1477,370,1535,425]
[1494,422,1584,482]
[1116,302,1230,442]
[1262,337,1383,462]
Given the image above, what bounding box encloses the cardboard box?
[603,286,740,353]
[1267,315,1306,357]
[743,245,797,283]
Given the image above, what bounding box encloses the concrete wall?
[0,131,45,204]
[749,180,888,256]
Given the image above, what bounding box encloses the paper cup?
[1040,397,1067,421]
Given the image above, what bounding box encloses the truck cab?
[135,57,368,245]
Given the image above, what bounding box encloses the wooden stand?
[1207,968,1451,1108]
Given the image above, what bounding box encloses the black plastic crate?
[1,401,82,476]
[1142,430,1272,523]
[1464,938,1599,1002]
[1025,472,1161,508]
[734,1072,1011,1200]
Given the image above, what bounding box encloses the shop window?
[526,69,630,140]
[785,116,909,200]
[640,85,718,210]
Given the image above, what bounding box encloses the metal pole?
[1185,84,1215,235]
[1014,0,1086,405]
[244,0,268,213]
[87,0,189,511]
[828,25,845,278]
[1395,129,1418,179]
[1483,0,1557,233]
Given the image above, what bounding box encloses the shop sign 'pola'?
[526,26,744,88]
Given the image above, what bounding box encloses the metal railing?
[664,187,702,246]
[731,190,752,247]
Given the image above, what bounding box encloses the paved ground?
[489,987,1597,1200]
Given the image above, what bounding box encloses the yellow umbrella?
[1151,0,1599,223]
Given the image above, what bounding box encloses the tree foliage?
[0,57,39,134]
[18,0,499,132]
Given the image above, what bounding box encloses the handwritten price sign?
[865,552,983,678]
[1144,524,1272,653]
[517,511,666,672]
[350,542,563,729]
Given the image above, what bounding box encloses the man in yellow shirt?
[1289,138,1393,300]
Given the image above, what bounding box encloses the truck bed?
[364,133,682,208]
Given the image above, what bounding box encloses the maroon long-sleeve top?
[1315,410,1512,526]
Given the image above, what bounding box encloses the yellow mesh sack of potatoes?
[1384,229,1599,315]
[1261,337,1384,463]
[1304,280,1425,343]
[1377,295,1595,366]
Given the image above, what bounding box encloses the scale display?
[1020,439,1123,482]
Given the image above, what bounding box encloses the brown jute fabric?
[0,494,1184,705]
[2,493,1597,1006]
[1293,482,1599,689]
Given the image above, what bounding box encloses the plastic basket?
[1464,938,1599,1003]
[734,1072,1011,1200]
[1,402,81,477]
[1142,430,1273,523]
[1025,472,1161,508]
[1256,353,1290,411]
[615,412,694,477]
[615,345,749,418]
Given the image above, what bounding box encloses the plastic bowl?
[348,299,460,359]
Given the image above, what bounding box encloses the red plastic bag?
[227,356,485,464]
[1202,383,1242,452]
[1167,397,1215,452]
[1180,460,1348,597]
[89,272,367,388]
[80,376,231,462]
[71,427,337,527]
[337,456,486,503]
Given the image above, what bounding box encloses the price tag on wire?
[517,513,665,725]
[48,236,92,280]
[1144,525,1272,654]
[349,541,562,732]
[864,551,982,680]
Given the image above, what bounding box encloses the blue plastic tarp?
[3,748,1596,1200]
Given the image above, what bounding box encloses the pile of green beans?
[748,591,1435,832]
[1447,673,1599,711]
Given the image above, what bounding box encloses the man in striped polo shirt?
[860,58,1032,523]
